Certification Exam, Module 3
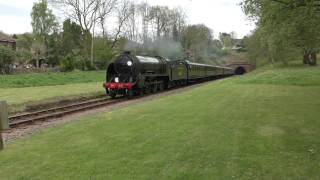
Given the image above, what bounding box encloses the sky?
[0,0,255,38]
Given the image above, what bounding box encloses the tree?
[219,33,233,48]
[31,41,46,68]
[61,19,82,55]
[49,0,101,66]
[0,45,15,74]
[170,7,186,41]
[16,33,34,51]
[98,0,118,39]
[31,0,58,68]
[241,0,320,65]
[181,24,213,62]
[47,32,61,66]
[111,0,133,49]
[93,37,114,69]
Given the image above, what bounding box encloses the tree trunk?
[36,51,40,68]
[303,50,311,65]
[310,51,317,66]
[303,50,317,66]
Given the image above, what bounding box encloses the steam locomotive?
[103,51,234,98]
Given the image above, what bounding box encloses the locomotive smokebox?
[114,54,135,75]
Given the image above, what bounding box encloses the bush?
[60,54,75,72]
[93,39,114,70]
[0,45,16,74]
[16,49,32,64]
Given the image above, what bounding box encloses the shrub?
[16,49,33,64]
[60,54,75,72]
[0,45,15,74]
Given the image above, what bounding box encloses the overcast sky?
[0,0,255,38]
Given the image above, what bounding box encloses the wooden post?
[0,101,9,130]
[0,129,2,150]
[0,125,2,150]
[0,101,9,150]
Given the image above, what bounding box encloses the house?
[0,31,16,50]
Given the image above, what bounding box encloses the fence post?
[0,129,2,150]
[0,101,9,150]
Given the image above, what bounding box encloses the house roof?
[0,31,14,41]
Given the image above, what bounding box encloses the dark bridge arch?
[235,66,246,75]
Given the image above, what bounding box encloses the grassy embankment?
[0,65,320,179]
[0,71,105,113]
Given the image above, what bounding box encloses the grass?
[238,64,320,86]
[0,71,106,113]
[0,65,320,179]
[0,82,104,113]
[0,71,105,88]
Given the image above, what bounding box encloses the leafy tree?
[94,38,114,69]
[16,33,34,65]
[219,33,233,48]
[16,49,33,65]
[0,45,15,74]
[31,0,58,67]
[61,19,82,55]
[241,0,320,65]
[47,32,62,66]
[16,33,34,51]
[181,24,213,62]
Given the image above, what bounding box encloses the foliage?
[31,40,46,66]
[241,0,320,66]
[219,33,233,48]
[61,19,83,55]
[31,0,58,68]
[31,0,58,43]
[47,32,62,66]
[242,29,269,66]
[1,66,320,178]
[16,49,33,64]
[1,1,231,71]
[0,45,16,74]
[181,24,214,62]
[59,54,76,71]
[93,39,114,69]
[16,33,34,51]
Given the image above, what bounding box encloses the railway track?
[9,97,125,128]
[7,76,231,129]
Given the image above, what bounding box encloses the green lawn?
[0,71,106,113]
[0,65,320,179]
[0,71,105,88]
[0,82,104,113]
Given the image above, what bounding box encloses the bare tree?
[98,0,118,39]
[111,0,133,49]
[148,6,172,40]
[170,7,187,41]
[138,2,151,46]
[50,0,100,31]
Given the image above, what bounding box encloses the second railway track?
[9,97,125,128]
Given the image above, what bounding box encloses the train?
[103,51,234,98]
